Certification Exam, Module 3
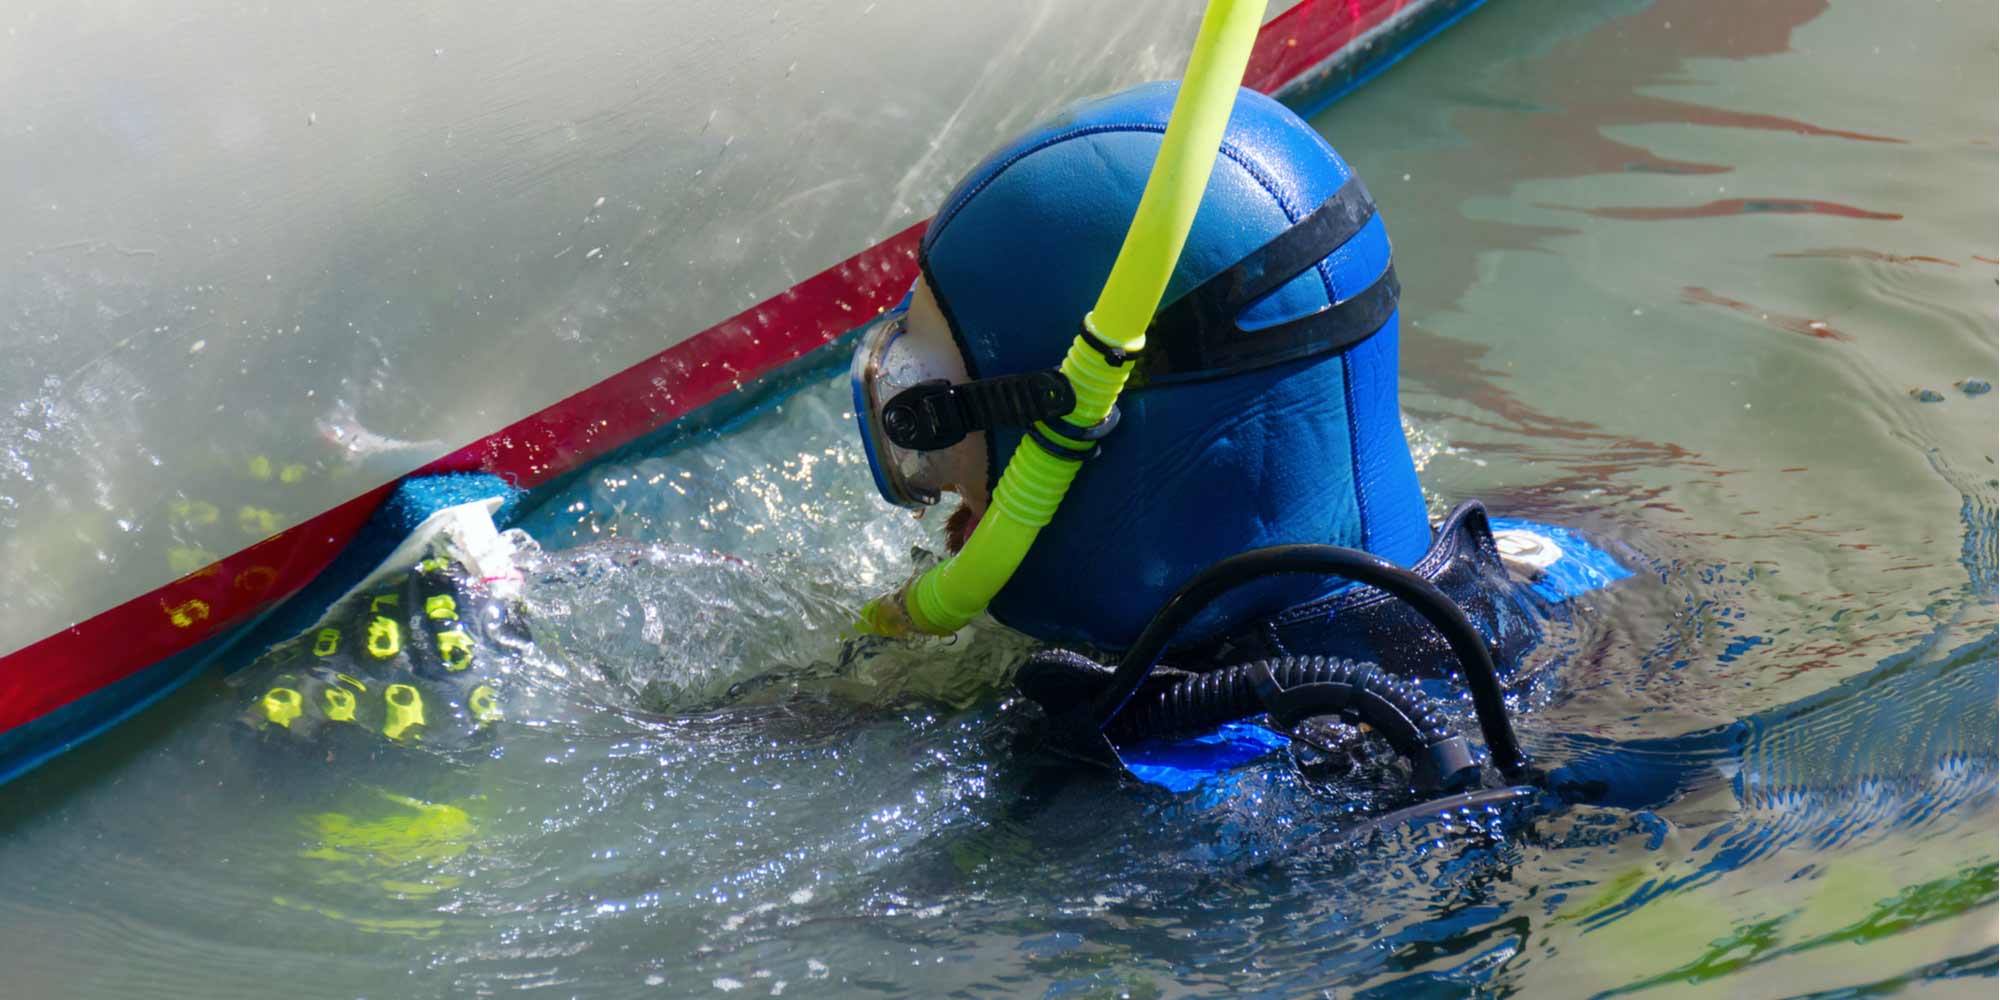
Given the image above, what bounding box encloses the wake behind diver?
[235,83,1638,835]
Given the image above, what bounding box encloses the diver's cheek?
[945,503,982,554]
[939,432,990,516]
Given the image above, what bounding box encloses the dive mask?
[849,301,977,509]
[851,297,1088,510]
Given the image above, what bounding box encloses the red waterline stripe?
[0,488,392,735]
[1247,0,1413,95]
[0,0,1422,737]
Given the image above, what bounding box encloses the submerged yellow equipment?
[858,0,1270,637]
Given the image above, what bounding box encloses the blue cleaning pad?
[377,472,524,535]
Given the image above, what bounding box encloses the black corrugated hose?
[1088,544,1532,782]
[1034,650,1479,793]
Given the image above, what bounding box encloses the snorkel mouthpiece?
[859,0,1270,637]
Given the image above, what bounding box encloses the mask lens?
[850,308,963,508]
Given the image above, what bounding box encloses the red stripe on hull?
[1247,0,1411,95]
[0,488,390,734]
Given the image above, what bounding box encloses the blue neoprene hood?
[920,83,1429,650]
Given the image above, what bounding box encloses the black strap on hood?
[1139,173,1399,387]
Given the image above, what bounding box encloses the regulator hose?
[1091,543,1534,782]
[1103,654,1480,793]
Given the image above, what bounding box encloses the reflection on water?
[2,0,1994,996]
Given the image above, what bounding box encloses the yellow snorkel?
[859,0,1269,637]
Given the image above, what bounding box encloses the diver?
[846,82,1629,800]
[237,79,1629,824]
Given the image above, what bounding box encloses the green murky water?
[2,1,1994,996]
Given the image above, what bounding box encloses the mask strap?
[1141,174,1398,387]
[881,369,1075,452]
